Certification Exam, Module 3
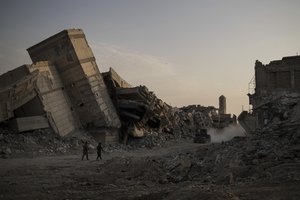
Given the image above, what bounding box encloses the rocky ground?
[0,120,300,200]
[0,126,94,158]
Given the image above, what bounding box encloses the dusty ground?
[1,138,299,200]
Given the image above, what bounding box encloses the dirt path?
[0,139,206,200]
[0,139,203,172]
[1,139,299,200]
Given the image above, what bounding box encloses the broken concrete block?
[9,116,49,132]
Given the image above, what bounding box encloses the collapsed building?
[179,96,237,131]
[1,29,121,143]
[239,56,300,134]
[102,68,174,142]
[0,28,236,144]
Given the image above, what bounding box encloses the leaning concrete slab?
[27,29,121,130]
[28,61,79,136]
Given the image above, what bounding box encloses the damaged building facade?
[0,62,79,135]
[0,29,174,143]
[1,29,121,143]
[0,28,237,144]
[239,56,300,134]
[27,29,121,143]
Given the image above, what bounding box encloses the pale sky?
[0,0,299,115]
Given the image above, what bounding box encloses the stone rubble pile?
[101,123,300,188]
[0,126,97,158]
[96,94,300,188]
[0,98,236,158]
[170,107,300,186]
[260,93,300,126]
[122,104,217,148]
[103,68,235,144]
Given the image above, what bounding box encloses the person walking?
[96,142,103,160]
[82,141,89,160]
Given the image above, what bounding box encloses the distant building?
[250,56,300,107]
[239,56,300,134]
[219,95,226,115]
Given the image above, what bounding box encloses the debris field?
[0,29,300,200]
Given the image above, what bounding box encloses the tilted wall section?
[29,61,79,136]
[27,29,121,130]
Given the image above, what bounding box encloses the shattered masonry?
[0,28,237,144]
[239,55,300,134]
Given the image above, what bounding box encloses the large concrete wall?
[29,61,79,136]
[27,29,121,130]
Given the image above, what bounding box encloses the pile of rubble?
[263,93,300,126]
[97,119,300,192]
[171,105,214,139]
[95,90,300,192]
[103,68,176,142]
[102,67,238,145]
[115,102,230,147]
[168,97,300,186]
[0,125,98,158]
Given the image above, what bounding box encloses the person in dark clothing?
[96,142,103,160]
[82,141,89,160]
